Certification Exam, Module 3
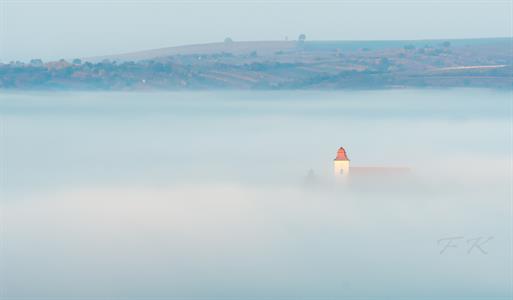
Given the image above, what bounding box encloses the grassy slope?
[85,38,512,62]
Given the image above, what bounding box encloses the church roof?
[350,167,411,175]
[334,147,349,161]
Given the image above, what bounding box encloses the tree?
[224,37,233,44]
[72,58,82,65]
[298,34,306,42]
[378,57,390,72]
[29,59,43,66]
[403,44,415,51]
[442,41,451,48]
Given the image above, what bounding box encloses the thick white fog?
[0,89,511,298]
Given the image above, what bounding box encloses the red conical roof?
[334,147,349,161]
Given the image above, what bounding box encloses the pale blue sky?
[0,0,511,62]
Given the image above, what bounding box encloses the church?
[333,147,411,179]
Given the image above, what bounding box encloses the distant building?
[45,59,71,70]
[333,146,410,180]
[333,147,350,177]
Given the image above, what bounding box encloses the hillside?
[86,41,297,62]
[1,38,512,90]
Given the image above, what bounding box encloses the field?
[1,38,512,90]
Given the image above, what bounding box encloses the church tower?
[333,147,350,177]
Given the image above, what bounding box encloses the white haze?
[0,89,511,299]
[0,0,511,61]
